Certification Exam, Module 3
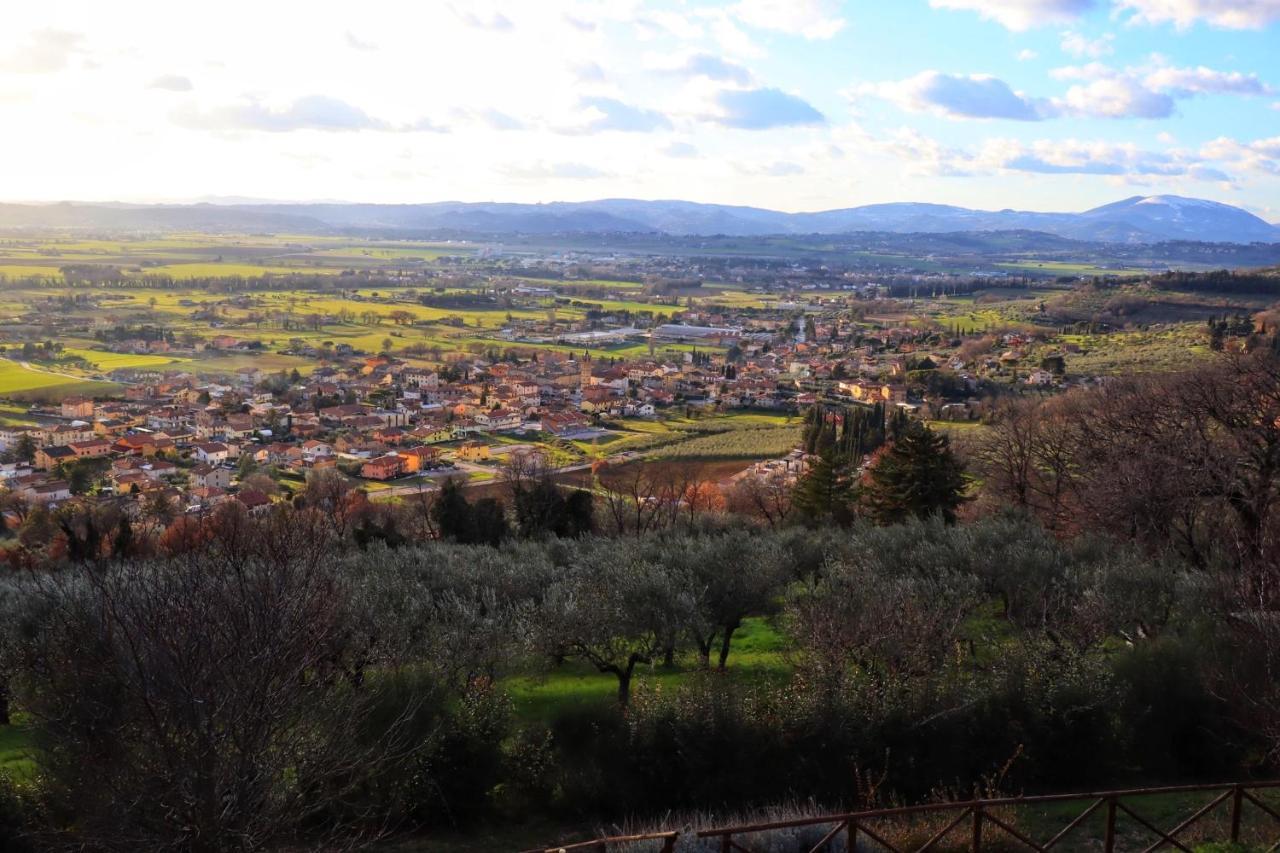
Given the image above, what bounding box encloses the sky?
[1,0,1278,218]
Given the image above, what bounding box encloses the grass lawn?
[0,720,35,781]
[503,616,788,725]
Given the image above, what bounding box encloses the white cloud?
[454,108,527,131]
[856,71,1049,120]
[0,0,1275,210]
[653,52,754,85]
[1055,75,1175,118]
[879,132,1236,184]
[1050,62,1113,80]
[882,127,976,176]
[1060,30,1114,58]
[175,95,391,132]
[929,0,1095,31]
[731,0,846,39]
[735,160,806,176]
[710,86,825,129]
[149,74,192,92]
[501,160,612,180]
[572,61,605,83]
[662,141,699,158]
[345,31,376,51]
[1117,0,1280,29]
[0,28,84,73]
[408,117,449,134]
[633,9,705,41]
[563,96,671,133]
[1045,60,1272,118]
[862,59,1268,123]
[1200,135,1280,175]
[447,2,514,31]
[1017,49,1039,61]
[982,137,1191,175]
[1143,65,1275,96]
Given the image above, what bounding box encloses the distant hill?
[0,202,327,232]
[0,194,1276,244]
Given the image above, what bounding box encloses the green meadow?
[0,359,111,396]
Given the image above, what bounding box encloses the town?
[0,256,1136,528]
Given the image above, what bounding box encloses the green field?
[1057,326,1212,376]
[0,233,479,283]
[0,359,111,396]
[61,347,191,371]
[504,616,787,724]
[652,424,802,460]
[996,260,1152,276]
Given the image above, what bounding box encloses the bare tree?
[726,470,795,529]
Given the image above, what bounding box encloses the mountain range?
[0,194,1276,244]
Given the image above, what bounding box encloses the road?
[369,456,613,499]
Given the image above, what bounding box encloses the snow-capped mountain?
[1069,195,1280,243]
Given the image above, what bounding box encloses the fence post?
[848,820,858,853]
[972,806,984,853]
[722,833,731,853]
[1231,785,1244,843]
[1104,799,1117,853]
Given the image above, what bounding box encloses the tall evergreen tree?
[791,447,856,524]
[432,478,476,543]
[471,497,510,546]
[861,422,967,525]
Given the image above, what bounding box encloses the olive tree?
[534,539,690,705]
[785,525,982,692]
[659,533,790,670]
[10,550,417,852]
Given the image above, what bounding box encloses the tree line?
[0,509,1270,849]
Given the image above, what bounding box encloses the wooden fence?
[522,780,1280,853]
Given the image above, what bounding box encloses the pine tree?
[792,446,855,523]
[12,433,35,464]
[861,422,967,525]
[431,478,475,542]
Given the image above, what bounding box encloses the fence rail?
[521,781,1280,853]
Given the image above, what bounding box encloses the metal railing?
[522,781,1280,853]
